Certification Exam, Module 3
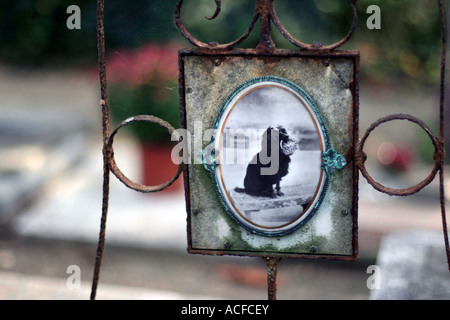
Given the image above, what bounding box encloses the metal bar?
[438,0,450,270]
[91,0,110,300]
[264,257,281,300]
[256,0,275,52]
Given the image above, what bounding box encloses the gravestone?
[370,230,450,300]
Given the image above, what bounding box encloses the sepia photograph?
[214,79,327,235]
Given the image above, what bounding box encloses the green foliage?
[268,0,442,85]
[352,0,442,85]
[0,0,443,85]
[0,0,182,66]
[0,0,97,65]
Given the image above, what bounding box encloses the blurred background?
[0,0,448,300]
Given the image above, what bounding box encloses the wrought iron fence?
[90,0,449,300]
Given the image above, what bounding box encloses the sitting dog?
[235,126,298,198]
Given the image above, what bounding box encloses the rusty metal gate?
[90,0,449,300]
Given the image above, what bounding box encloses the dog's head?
[277,126,290,144]
[262,126,298,157]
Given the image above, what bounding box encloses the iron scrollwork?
[175,0,358,51]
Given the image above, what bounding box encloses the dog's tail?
[234,187,246,193]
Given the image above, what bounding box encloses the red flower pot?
[141,143,183,193]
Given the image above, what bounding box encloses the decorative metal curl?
[355,114,442,197]
[175,0,259,50]
[205,0,221,20]
[271,0,358,50]
[107,115,184,193]
[175,0,358,52]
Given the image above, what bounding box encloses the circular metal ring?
[270,0,358,51]
[107,115,183,193]
[356,114,441,196]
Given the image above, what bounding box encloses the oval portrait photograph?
[212,77,328,236]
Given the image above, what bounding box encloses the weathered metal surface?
[175,0,259,51]
[270,0,358,50]
[91,0,109,301]
[107,115,183,193]
[437,0,449,271]
[356,114,442,196]
[264,257,281,300]
[181,51,359,259]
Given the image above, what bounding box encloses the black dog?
[235,126,297,198]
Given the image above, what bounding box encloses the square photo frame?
[179,50,359,260]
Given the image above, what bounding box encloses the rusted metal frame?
[186,248,359,262]
[351,52,361,263]
[180,49,360,263]
[178,47,361,59]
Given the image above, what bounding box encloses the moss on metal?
[183,53,357,257]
